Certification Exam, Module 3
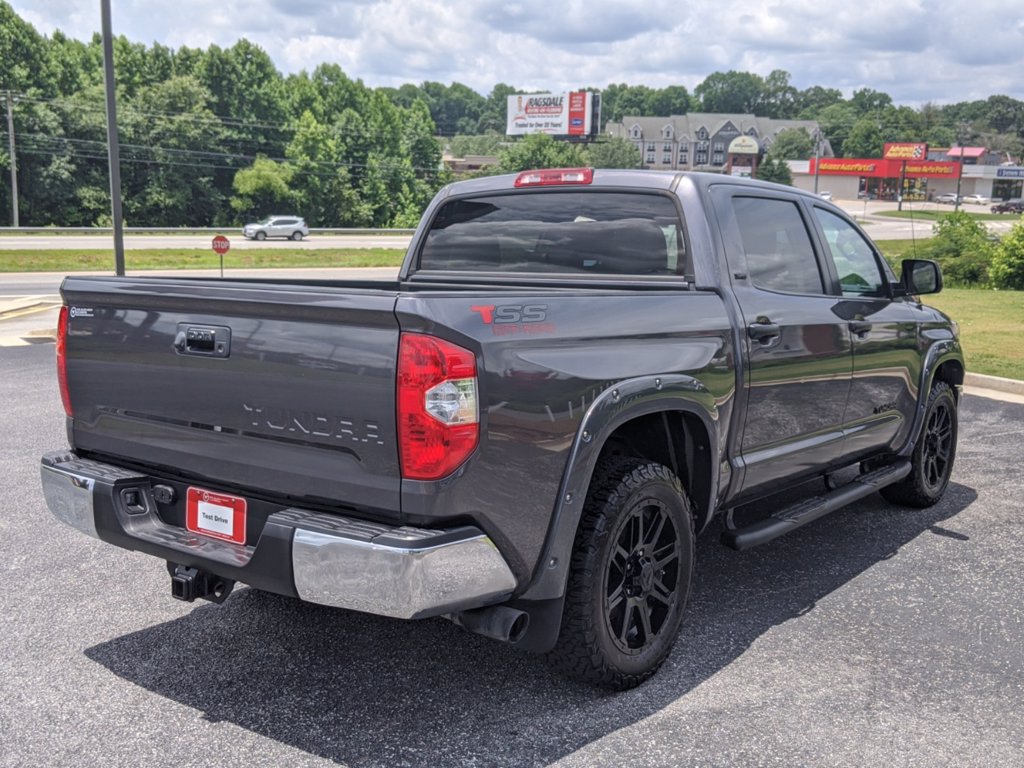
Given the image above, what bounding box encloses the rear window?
[417,191,688,277]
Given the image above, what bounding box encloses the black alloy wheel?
[920,394,955,494]
[604,492,682,655]
[881,381,958,507]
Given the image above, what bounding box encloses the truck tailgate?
[61,277,402,515]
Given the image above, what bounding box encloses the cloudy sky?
[13,0,1024,106]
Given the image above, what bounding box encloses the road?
[2,343,1023,767]
[0,234,413,250]
[0,202,1016,251]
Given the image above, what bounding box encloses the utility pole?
[100,0,125,276]
[5,90,18,227]
[954,122,966,213]
[813,130,822,194]
[897,160,907,212]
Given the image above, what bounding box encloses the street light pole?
[100,0,125,276]
[5,90,18,227]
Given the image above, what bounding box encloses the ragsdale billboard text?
[506,91,598,138]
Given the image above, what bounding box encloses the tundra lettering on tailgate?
[242,403,384,445]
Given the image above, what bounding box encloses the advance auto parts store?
[807,156,959,201]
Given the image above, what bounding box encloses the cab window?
[732,197,824,295]
[814,208,887,297]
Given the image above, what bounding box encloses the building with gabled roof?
[605,112,833,174]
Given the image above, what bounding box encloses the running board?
[721,460,912,551]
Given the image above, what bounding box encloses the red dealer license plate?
[186,487,247,545]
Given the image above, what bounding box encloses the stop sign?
[212,235,231,255]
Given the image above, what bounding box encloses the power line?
[10,132,445,177]
[12,143,445,181]
[14,93,447,145]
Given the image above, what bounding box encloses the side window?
[814,208,886,297]
[732,197,823,294]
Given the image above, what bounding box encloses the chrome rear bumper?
[40,452,516,619]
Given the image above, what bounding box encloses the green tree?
[761,70,799,119]
[767,128,814,159]
[418,81,486,135]
[796,85,843,118]
[990,217,1024,290]
[817,103,858,157]
[843,117,885,157]
[285,110,369,227]
[45,30,103,96]
[695,71,765,114]
[850,88,893,116]
[477,83,518,133]
[230,156,295,220]
[0,1,48,92]
[496,133,586,172]
[586,136,641,168]
[645,85,692,117]
[756,154,792,185]
[119,76,228,226]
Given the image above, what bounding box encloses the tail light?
[514,167,593,187]
[56,305,72,416]
[398,333,478,480]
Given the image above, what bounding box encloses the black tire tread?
[546,455,694,690]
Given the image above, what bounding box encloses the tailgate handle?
[174,324,231,358]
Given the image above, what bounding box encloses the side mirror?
[898,259,943,296]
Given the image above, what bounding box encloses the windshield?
[257,216,274,225]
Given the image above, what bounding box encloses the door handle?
[748,322,781,342]
[850,320,872,338]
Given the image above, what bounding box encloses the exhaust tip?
[447,605,530,644]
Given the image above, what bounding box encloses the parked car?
[242,215,309,241]
[935,193,961,204]
[962,194,990,205]
[991,199,1024,214]
[817,191,833,201]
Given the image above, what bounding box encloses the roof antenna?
[905,185,918,259]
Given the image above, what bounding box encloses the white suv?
[243,215,309,241]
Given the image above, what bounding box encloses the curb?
[964,372,1024,396]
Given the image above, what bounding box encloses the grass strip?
[875,209,1016,222]
[925,288,1024,381]
[0,248,407,272]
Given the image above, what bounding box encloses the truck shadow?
[85,483,976,767]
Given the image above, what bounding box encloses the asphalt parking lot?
[2,343,1023,768]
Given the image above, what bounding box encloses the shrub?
[990,218,1024,290]
[922,211,995,286]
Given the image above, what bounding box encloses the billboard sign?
[506,91,595,137]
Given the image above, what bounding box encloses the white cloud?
[10,0,1024,105]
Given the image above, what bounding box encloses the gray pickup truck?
[41,168,963,689]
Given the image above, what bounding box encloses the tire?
[255,231,267,241]
[880,381,958,508]
[547,456,694,689]
[291,231,304,241]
